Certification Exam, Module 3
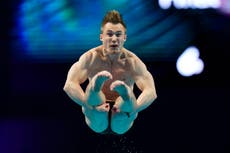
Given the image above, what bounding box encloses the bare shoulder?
[66,47,101,83]
[78,47,95,62]
[124,48,143,63]
[124,48,147,72]
[77,46,102,68]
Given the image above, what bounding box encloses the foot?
[111,81,136,113]
[110,80,129,100]
[92,71,112,92]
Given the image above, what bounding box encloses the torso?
[87,46,136,101]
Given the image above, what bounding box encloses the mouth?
[110,44,118,48]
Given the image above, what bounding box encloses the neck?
[102,48,124,62]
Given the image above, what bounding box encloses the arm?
[63,52,91,108]
[133,59,157,113]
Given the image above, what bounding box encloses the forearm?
[135,89,157,112]
[63,83,88,107]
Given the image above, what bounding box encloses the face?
[100,22,127,54]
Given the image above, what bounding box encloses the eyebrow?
[106,30,123,33]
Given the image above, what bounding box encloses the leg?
[83,71,112,133]
[110,80,137,113]
[85,71,112,106]
[82,103,110,133]
[111,109,138,134]
[110,80,138,134]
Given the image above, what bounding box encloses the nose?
[111,35,117,42]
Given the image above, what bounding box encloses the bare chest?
[88,59,134,100]
[89,59,133,85]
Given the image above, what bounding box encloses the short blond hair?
[101,10,126,33]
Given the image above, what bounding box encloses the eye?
[116,33,122,37]
[115,32,123,37]
[107,33,113,37]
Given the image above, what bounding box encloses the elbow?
[63,83,69,93]
[150,89,157,101]
[153,92,157,100]
[143,88,157,101]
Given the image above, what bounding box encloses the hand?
[92,71,112,92]
[95,103,110,112]
[111,103,121,113]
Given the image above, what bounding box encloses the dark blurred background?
[1,0,230,153]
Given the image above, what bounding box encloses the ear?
[124,34,127,41]
[100,34,103,41]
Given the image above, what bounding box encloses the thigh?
[82,106,109,133]
[110,111,138,134]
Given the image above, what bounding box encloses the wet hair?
[101,10,126,33]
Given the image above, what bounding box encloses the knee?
[112,128,128,135]
[85,117,108,133]
[111,113,135,135]
[111,123,132,135]
[91,126,108,133]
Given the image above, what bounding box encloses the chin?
[111,48,121,53]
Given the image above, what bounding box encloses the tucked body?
[63,10,157,134]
